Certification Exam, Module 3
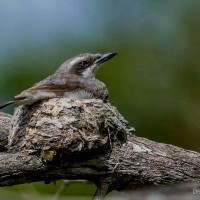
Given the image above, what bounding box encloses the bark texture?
[0,98,199,199]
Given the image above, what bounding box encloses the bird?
[0,52,117,110]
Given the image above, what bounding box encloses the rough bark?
[0,98,199,199]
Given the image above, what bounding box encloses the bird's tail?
[0,101,15,110]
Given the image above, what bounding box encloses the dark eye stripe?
[81,61,88,66]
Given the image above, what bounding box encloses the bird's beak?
[94,52,117,65]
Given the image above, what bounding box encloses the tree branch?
[0,98,199,199]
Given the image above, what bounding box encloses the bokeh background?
[0,0,200,199]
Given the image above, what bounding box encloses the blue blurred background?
[0,0,200,199]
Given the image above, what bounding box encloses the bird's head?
[56,52,117,79]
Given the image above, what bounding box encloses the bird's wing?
[14,75,88,101]
[31,77,85,93]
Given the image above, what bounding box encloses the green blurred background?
[0,0,200,199]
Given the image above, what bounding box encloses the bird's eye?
[79,61,88,67]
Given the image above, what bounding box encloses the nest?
[8,98,134,160]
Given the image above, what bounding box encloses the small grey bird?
[0,52,117,109]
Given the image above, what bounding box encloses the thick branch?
[0,98,199,197]
[0,136,199,187]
